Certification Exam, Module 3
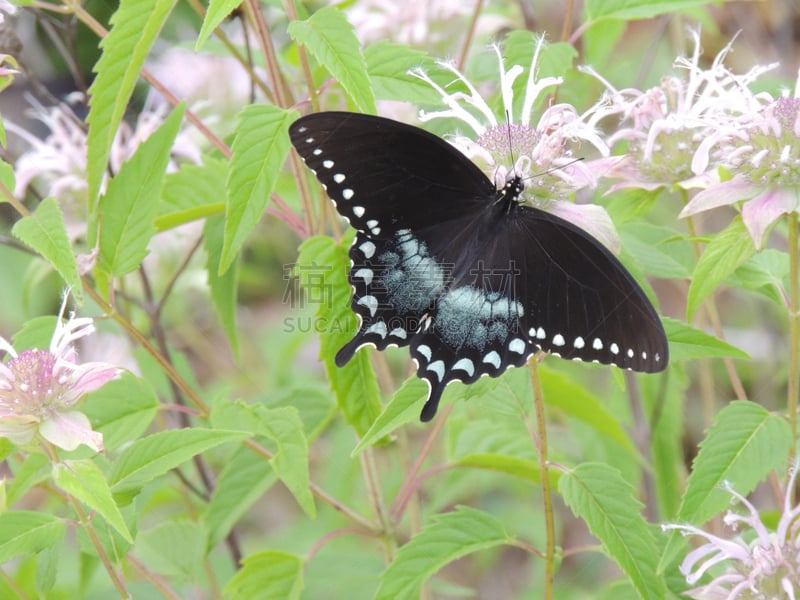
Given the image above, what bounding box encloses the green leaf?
[0,158,15,194]
[224,550,304,600]
[729,249,789,305]
[288,7,376,114]
[585,0,726,21]
[108,428,249,499]
[6,454,48,508]
[196,0,243,50]
[364,42,438,104]
[86,0,178,209]
[375,506,512,600]
[136,520,207,579]
[211,403,315,517]
[222,104,295,273]
[157,157,227,231]
[559,463,665,600]
[53,459,132,543]
[677,400,791,524]
[12,198,81,300]
[353,377,426,453]
[206,446,277,551]
[540,367,636,454]
[0,511,65,563]
[686,217,756,320]
[662,318,749,362]
[296,236,382,435]
[205,216,239,356]
[98,104,186,277]
[82,372,159,452]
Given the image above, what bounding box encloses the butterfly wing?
[408,205,668,420]
[290,112,668,422]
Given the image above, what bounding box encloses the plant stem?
[529,360,555,600]
[787,212,799,461]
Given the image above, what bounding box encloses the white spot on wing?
[357,295,378,316]
[312,148,322,156]
[389,327,407,340]
[333,173,345,183]
[354,268,373,285]
[536,327,546,340]
[509,338,526,354]
[322,159,334,169]
[352,206,365,218]
[417,344,432,361]
[593,338,603,350]
[452,358,475,377]
[482,351,501,369]
[627,348,635,358]
[427,360,445,382]
[574,336,585,349]
[553,334,565,347]
[610,343,620,355]
[342,188,354,200]
[365,321,387,338]
[359,241,376,259]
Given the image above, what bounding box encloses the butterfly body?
[289,112,668,421]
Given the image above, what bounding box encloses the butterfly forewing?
[289,112,669,422]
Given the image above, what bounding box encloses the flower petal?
[679,177,762,218]
[742,187,800,249]
[547,201,621,255]
[58,362,122,406]
[39,410,103,452]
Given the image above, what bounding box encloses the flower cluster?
[0,295,121,452]
[664,469,800,598]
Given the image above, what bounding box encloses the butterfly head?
[497,175,525,213]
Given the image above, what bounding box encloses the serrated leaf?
[195,0,243,50]
[224,550,304,600]
[353,377,425,454]
[86,0,178,208]
[206,446,277,551]
[205,216,239,356]
[729,249,789,305]
[98,104,186,277]
[677,400,791,524]
[211,403,315,517]
[12,198,81,299]
[53,459,132,543]
[375,506,512,600]
[221,105,295,273]
[686,217,756,320]
[288,7,376,114]
[136,520,207,579]
[0,511,65,563]
[662,318,749,362]
[108,428,249,498]
[297,236,382,436]
[585,0,725,21]
[559,463,665,600]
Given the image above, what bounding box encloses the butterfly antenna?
[521,157,584,185]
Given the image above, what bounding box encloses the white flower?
[410,39,621,251]
[664,468,800,598]
[0,294,121,452]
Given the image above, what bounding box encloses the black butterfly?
[289,112,668,422]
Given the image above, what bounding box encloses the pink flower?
[586,31,776,194]
[410,39,621,251]
[680,71,800,248]
[0,295,121,452]
[663,467,800,598]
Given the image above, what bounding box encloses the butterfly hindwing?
[289,112,669,422]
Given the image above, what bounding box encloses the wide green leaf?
[686,217,756,321]
[86,0,177,208]
[221,104,295,273]
[0,511,65,563]
[364,42,439,104]
[12,198,81,299]
[662,318,749,362]
[98,104,186,277]
[108,428,249,498]
[288,7,376,114]
[375,506,512,599]
[677,400,791,524]
[559,463,665,600]
[53,459,132,543]
[136,520,207,579]
[224,550,304,600]
[206,445,277,551]
[353,377,426,453]
[157,157,227,231]
[585,0,726,21]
